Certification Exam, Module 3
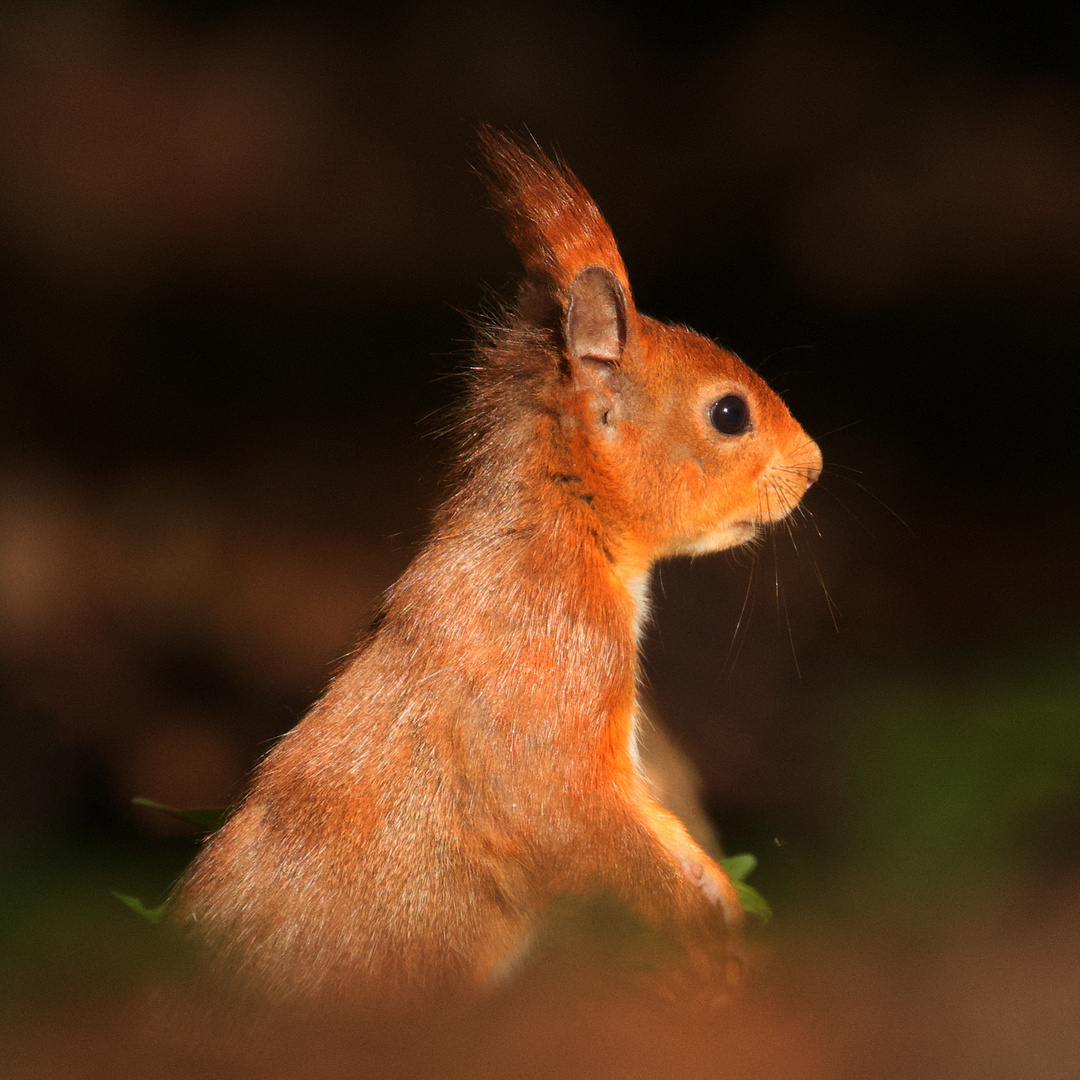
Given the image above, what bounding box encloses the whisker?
[819,471,914,536]
[767,522,802,679]
[810,551,842,633]
[725,556,757,676]
[783,514,801,556]
[812,419,865,442]
[771,517,781,614]
[781,578,801,679]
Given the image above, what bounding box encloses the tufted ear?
[566,265,626,365]
[477,125,633,305]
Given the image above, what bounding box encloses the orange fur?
[171,128,822,1002]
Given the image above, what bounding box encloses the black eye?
[709,394,751,436]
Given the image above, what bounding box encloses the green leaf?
[131,797,229,832]
[718,853,772,922]
[112,892,168,924]
[718,853,757,882]
[733,880,772,922]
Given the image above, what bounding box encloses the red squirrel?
[171,128,822,1002]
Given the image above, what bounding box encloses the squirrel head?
[477,127,822,581]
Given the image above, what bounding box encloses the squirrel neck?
[384,399,651,793]
[439,395,651,640]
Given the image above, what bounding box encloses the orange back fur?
[171,128,822,1003]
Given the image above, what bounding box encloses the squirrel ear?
[566,265,626,365]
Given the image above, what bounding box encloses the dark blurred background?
[1,0,1079,1075]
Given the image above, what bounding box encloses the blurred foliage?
[696,630,1080,932]
[829,633,1080,906]
[130,797,230,832]
[112,890,168,924]
[0,832,194,993]
[719,854,772,922]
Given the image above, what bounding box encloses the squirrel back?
[171,128,822,1002]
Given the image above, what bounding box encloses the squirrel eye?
[709,394,751,436]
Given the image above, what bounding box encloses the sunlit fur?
[171,128,823,1002]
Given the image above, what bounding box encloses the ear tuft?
[566,266,626,364]
[477,126,633,306]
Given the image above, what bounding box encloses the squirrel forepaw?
[679,856,743,930]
